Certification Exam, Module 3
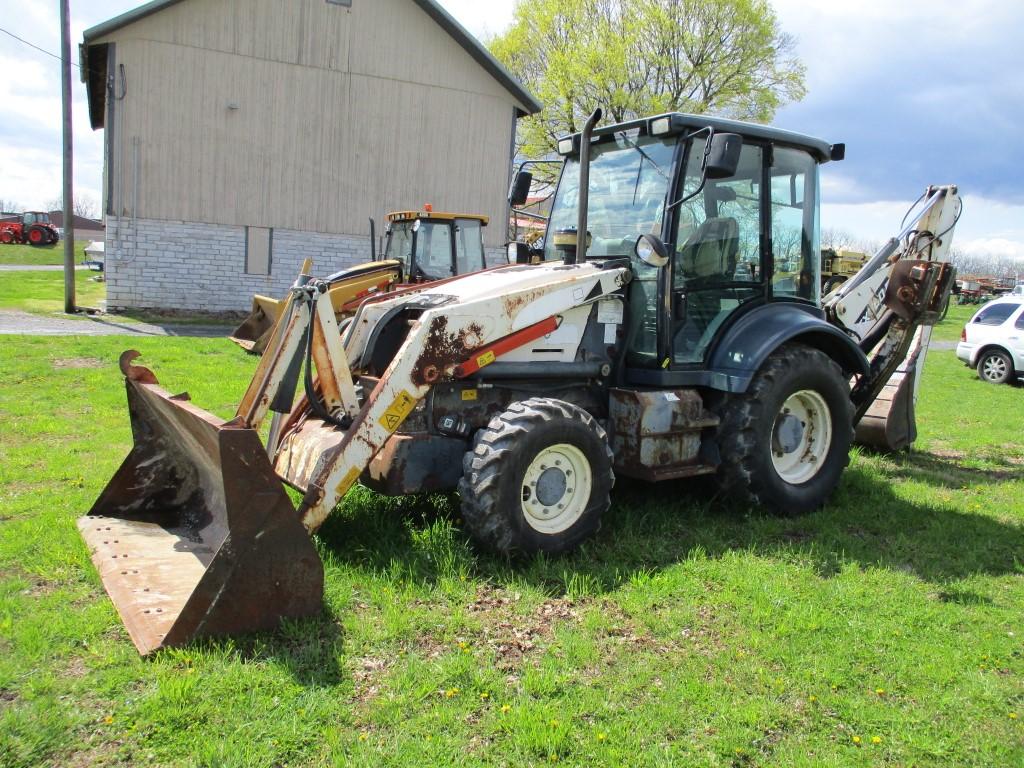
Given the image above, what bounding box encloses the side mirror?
[507,241,532,264]
[704,133,742,179]
[635,234,669,268]
[509,170,533,207]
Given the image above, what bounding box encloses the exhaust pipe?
[568,108,602,265]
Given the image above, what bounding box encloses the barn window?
[246,227,273,275]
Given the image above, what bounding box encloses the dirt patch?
[467,586,580,673]
[52,357,105,369]
[351,655,391,703]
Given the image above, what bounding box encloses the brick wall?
[104,218,512,312]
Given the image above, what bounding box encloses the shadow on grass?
[872,450,1024,488]
[314,456,1024,596]
[168,603,345,689]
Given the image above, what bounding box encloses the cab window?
[454,218,484,274]
[771,148,819,302]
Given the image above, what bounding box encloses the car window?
[973,302,1020,326]
[1016,310,1024,331]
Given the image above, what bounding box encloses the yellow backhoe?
[229,210,490,353]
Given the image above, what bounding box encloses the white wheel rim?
[982,355,1007,381]
[520,443,592,534]
[770,389,832,485]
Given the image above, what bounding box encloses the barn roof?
[81,0,541,125]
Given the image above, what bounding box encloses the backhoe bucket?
[78,352,323,655]
[229,295,282,354]
[855,327,927,451]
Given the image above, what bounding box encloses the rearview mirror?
[509,170,533,207]
[705,133,742,179]
[635,234,669,268]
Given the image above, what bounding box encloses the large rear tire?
[27,227,46,246]
[459,398,614,555]
[714,344,853,515]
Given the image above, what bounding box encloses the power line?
[0,26,80,69]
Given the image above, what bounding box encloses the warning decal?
[334,466,362,498]
[378,390,417,432]
[461,389,478,401]
[476,350,496,369]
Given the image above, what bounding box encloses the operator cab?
[383,210,488,282]
[544,113,842,385]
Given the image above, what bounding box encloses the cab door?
[670,140,766,364]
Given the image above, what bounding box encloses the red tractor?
[0,211,60,247]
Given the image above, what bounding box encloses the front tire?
[714,344,854,515]
[459,398,614,555]
[977,349,1012,384]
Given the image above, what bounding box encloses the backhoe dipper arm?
[823,185,961,447]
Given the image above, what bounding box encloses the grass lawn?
[0,241,90,267]
[0,269,106,314]
[1,338,1022,767]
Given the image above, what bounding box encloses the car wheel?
[977,349,1013,384]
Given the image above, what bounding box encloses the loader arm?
[273,263,630,531]
[823,185,961,448]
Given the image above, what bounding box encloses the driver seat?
[677,216,740,283]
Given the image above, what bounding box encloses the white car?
[956,296,1024,384]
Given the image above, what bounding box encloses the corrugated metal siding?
[95,0,520,246]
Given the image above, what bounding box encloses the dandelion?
[596,732,607,742]
[548,754,558,763]
[359,733,368,742]
[103,715,114,725]
[480,692,490,700]
[875,688,886,696]
[852,736,862,744]
[458,641,469,650]
[809,695,818,703]
[426,734,433,741]
[444,687,460,699]
[872,736,882,744]
[501,704,511,714]
[549,719,560,728]
[1010,712,1018,720]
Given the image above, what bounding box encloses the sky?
[0,0,1020,263]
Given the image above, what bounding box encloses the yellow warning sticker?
[334,466,362,498]
[378,389,417,432]
[461,389,478,401]
[476,350,496,369]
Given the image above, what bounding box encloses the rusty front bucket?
[229,295,282,354]
[79,352,323,655]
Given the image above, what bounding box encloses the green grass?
[931,301,975,342]
[0,269,106,314]
[0,338,1021,767]
[0,241,90,266]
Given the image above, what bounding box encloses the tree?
[44,193,100,219]
[490,0,806,159]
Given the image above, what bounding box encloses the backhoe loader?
[229,210,490,354]
[80,109,959,655]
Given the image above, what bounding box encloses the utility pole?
[60,0,75,313]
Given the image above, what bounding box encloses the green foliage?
[490,0,807,158]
